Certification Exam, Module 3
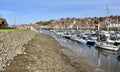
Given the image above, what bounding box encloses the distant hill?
[0,17,9,28]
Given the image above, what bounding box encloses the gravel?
[0,30,37,71]
[3,33,77,72]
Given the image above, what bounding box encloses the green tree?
[93,17,99,24]
[36,20,52,26]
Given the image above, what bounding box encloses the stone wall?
[0,30,37,71]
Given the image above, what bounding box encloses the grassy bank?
[0,29,25,33]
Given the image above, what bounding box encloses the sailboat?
[95,5,120,51]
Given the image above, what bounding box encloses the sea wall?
[0,30,37,71]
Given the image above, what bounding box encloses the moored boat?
[86,36,95,46]
[87,40,95,46]
[76,38,87,44]
[96,42,119,51]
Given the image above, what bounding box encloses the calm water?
[42,30,120,72]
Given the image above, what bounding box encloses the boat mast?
[98,20,100,42]
[106,5,110,31]
[117,15,119,31]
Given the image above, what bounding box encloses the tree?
[99,17,104,22]
[93,17,99,24]
[36,20,52,26]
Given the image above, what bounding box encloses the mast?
[117,15,119,31]
[106,5,110,31]
[106,5,109,22]
[98,20,100,42]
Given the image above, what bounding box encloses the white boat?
[96,42,119,51]
[106,36,120,45]
[114,38,120,45]
[106,37,115,44]
[77,38,87,44]
[91,36,98,41]
[115,39,120,44]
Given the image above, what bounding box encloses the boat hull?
[87,41,95,46]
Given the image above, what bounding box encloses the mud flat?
[3,32,105,72]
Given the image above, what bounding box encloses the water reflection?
[98,50,101,66]
[97,48,119,72]
[117,56,120,61]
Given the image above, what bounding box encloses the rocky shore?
[0,30,37,71]
[0,30,105,72]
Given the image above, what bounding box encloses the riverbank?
[2,31,105,72]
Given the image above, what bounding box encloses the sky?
[0,0,120,26]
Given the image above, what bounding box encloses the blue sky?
[0,0,120,26]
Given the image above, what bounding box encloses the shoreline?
[3,32,105,72]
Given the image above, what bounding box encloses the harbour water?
[42,30,120,72]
